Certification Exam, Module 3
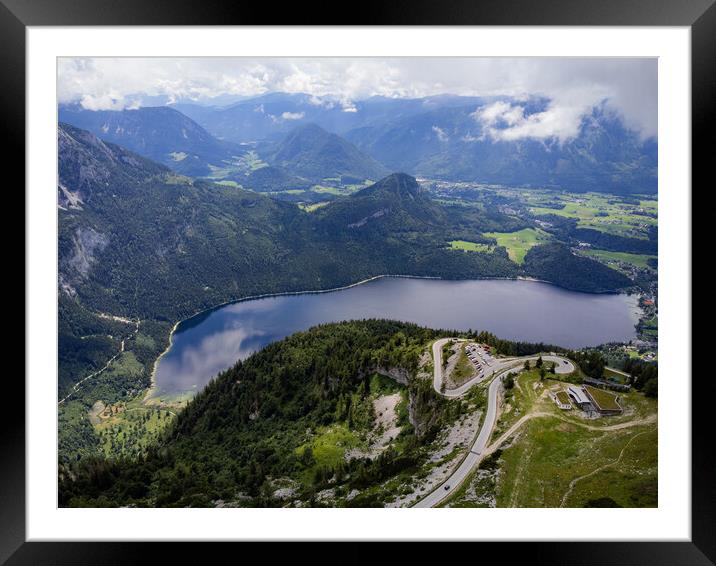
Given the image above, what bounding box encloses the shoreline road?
[414,338,574,508]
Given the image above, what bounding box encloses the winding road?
[413,338,574,508]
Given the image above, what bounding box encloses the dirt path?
[59,315,140,405]
[485,411,657,457]
[559,428,653,507]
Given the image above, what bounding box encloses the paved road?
[430,338,574,398]
[413,338,574,507]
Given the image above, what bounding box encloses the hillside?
[523,243,633,293]
[58,105,242,177]
[314,172,444,234]
[267,123,389,183]
[59,320,457,508]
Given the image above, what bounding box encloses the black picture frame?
[6,0,710,562]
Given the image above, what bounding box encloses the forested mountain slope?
[59,320,458,507]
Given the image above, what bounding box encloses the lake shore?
[144,274,644,404]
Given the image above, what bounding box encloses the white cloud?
[281,111,305,120]
[432,125,449,142]
[473,100,588,143]
[58,57,657,139]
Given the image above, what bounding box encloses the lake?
[152,277,641,398]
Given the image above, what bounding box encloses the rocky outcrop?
[60,226,109,292]
[374,366,410,386]
[408,376,447,439]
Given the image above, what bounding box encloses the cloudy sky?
[58,57,657,140]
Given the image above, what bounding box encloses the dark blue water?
[152,277,641,397]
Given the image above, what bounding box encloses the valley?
[55,79,659,510]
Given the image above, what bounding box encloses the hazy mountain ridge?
[61,93,657,195]
[171,92,492,143]
[58,104,242,177]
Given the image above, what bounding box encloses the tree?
[539,367,546,381]
[301,446,315,468]
[523,360,530,371]
[504,373,515,390]
[549,362,556,374]
[536,356,543,368]
[643,377,658,398]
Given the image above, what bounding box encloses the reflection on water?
[153,277,641,397]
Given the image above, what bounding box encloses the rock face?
[407,377,446,439]
[65,227,109,279]
[374,366,410,386]
[372,365,442,439]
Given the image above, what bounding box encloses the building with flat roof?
[550,390,572,410]
[567,386,593,410]
[583,385,624,416]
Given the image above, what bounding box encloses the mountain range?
[170,92,489,143]
[345,104,657,194]
[61,92,657,194]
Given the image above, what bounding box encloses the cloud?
[473,100,588,143]
[58,57,657,139]
[281,111,304,120]
[432,125,449,142]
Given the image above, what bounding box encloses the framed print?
[7,0,711,562]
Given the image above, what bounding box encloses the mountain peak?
[316,172,442,231]
[359,172,423,199]
[270,123,389,183]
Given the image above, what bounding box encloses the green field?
[492,369,545,438]
[295,424,363,472]
[449,240,494,253]
[214,180,241,188]
[298,201,330,212]
[310,185,343,195]
[483,228,551,264]
[442,363,657,508]
[604,367,630,384]
[205,151,268,182]
[94,395,177,458]
[528,192,657,239]
[577,249,656,269]
[495,417,657,507]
